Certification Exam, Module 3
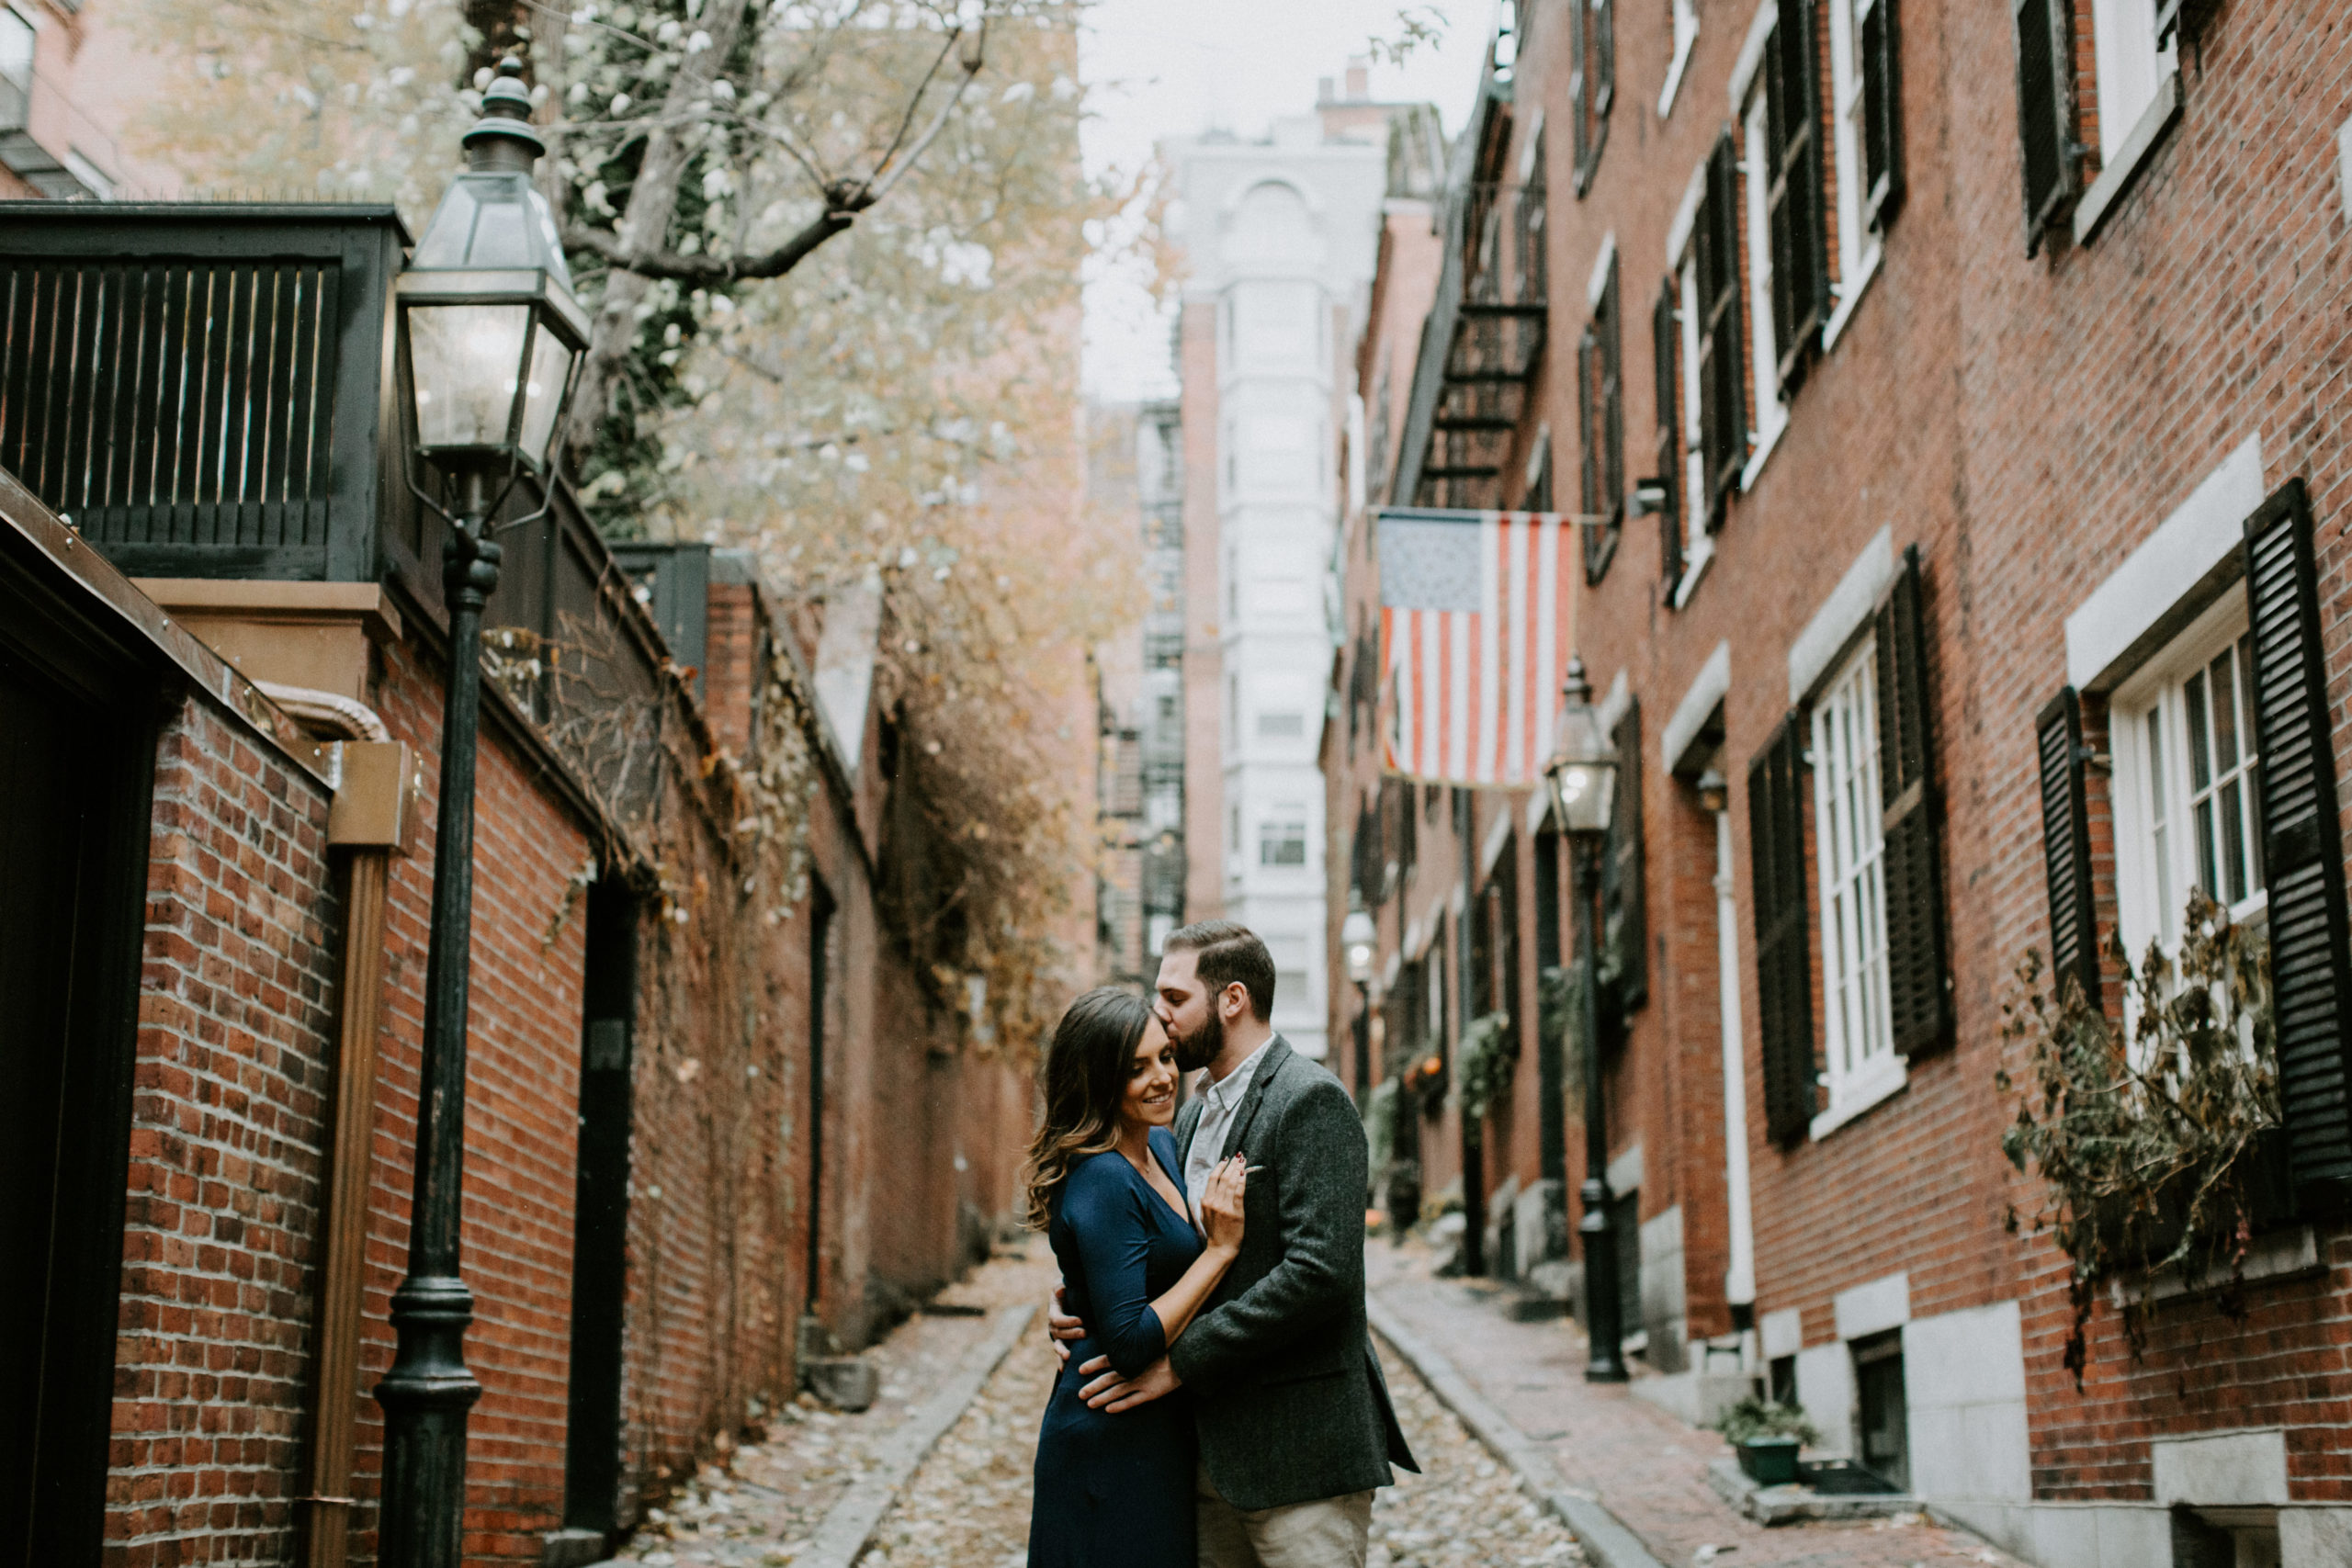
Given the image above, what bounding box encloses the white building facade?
[1163,82,1399,1060]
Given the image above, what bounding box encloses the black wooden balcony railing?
[0,203,690,832]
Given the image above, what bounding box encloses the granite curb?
[1367,1296,1670,1568]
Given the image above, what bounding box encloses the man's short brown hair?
[1163,919,1275,1022]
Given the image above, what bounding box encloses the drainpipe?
[278,687,413,1568]
[1702,772,1757,1325]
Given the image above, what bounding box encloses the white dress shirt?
[1183,1037,1273,1227]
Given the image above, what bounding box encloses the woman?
[1023,987,1247,1568]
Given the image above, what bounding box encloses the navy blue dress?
[1029,1128,1202,1568]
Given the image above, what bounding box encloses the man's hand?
[1080,1354,1182,1413]
[1046,1284,1086,1369]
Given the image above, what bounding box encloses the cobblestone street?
[595,1236,2041,1568]
[604,1240,1586,1568]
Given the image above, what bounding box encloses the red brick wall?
[1500,0,2352,1503]
[356,639,594,1562]
[112,694,341,1567]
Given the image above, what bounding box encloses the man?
[1049,919,1417,1567]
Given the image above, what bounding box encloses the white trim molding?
[1666,158,1708,268]
[1479,807,1514,878]
[1587,231,1619,311]
[1787,525,1894,704]
[1833,1270,1910,1341]
[1664,640,1732,776]
[2073,71,2182,247]
[1728,0,1780,116]
[2064,434,2264,691]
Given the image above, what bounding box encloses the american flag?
[1376,508,1576,788]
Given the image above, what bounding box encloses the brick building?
[1,203,1039,1568]
[1330,0,2352,1560]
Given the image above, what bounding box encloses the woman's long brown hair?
[1020,987,1155,1231]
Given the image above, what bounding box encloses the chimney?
[1317,76,1335,105]
[1345,56,1369,100]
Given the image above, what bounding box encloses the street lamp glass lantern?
[1341,908,1376,984]
[400,59,589,481]
[1544,654,1618,838]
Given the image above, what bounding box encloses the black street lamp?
[1545,654,1627,1384]
[1342,906,1375,1102]
[374,59,587,1568]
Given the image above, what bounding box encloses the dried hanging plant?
[1997,890,2281,1382]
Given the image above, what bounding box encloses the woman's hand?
[1199,1156,1248,1256]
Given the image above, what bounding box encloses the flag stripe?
[1374,507,1574,789]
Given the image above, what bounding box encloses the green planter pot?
[1735,1437,1802,1485]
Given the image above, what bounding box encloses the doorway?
[0,635,160,1565]
[562,877,639,1540]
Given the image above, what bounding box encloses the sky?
[1076,0,1493,401]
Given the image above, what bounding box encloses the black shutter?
[2242,479,2352,1208]
[1697,131,1747,525]
[1859,0,1904,234]
[1765,0,1829,389]
[1652,275,1682,597]
[1750,716,1816,1144]
[1592,0,1616,119]
[1601,256,1623,523]
[2035,687,2100,1007]
[1568,0,1591,193]
[2011,0,2075,254]
[1873,547,1946,1055]
[1602,698,1648,1012]
[1577,321,1601,574]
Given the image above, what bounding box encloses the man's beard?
[1169,1006,1224,1073]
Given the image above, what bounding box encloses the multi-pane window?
[1812,640,1895,1110]
[1569,0,1616,193]
[1261,811,1308,867]
[1578,253,1623,581]
[1739,87,1789,459]
[2113,605,2266,957]
[1826,0,1902,333]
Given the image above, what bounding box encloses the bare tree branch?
[560,18,988,288]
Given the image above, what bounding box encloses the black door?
[563,878,639,1538]
[0,631,158,1565]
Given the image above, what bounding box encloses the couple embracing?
[1022,920,1419,1568]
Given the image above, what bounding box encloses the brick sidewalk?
[1367,1241,2024,1568]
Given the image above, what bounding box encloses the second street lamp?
[1343,906,1375,1101]
[374,59,588,1568]
[1544,654,1628,1383]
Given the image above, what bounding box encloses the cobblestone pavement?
[606,1231,1593,1568]
[607,1243,1057,1567]
[1368,1240,2028,1568]
[860,1257,1587,1568]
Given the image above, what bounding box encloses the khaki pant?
[1195,1461,1374,1568]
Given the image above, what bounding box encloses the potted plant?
[1713,1395,1820,1485]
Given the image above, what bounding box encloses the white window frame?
[0,8,31,94]
[2088,0,2177,167]
[1658,0,1701,118]
[1738,85,1789,484]
[2109,593,2266,969]
[1672,251,1710,607]
[1810,637,1904,1136]
[1260,808,1308,869]
[1822,0,1884,350]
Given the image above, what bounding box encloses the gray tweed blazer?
[1167,1036,1418,1511]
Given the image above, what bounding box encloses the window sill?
[1739,414,1789,494]
[1673,536,1715,610]
[2073,71,2182,248]
[1821,243,1883,354]
[2107,1224,2320,1308]
[1809,1055,1907,1141]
